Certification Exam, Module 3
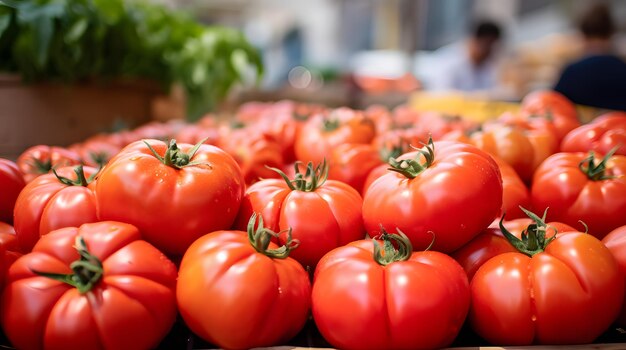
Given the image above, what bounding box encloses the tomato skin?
[602,225,626,327]
[312,239,470,350]
[472,126,535,181]
[234,177,365,268]
[452,219,576,281]
[531,152,626,239]
[520,90,581,141]
[363,141,503,253]
[0,159,25,224]
[13,166,98,253]
[470,232,623,345]
[328,143,382,194]
[0,222,21,290]
[95,139,245,257]
[1,221,178,350]
[177,230,311,349]
[17,145,82,183]
[493,156,531,219]
[561,112,626,156]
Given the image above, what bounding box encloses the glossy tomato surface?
[16,145,81,183]
[0,158,25,224]
[602,225,626,327]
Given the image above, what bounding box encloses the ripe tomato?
[602,225,626,327]
[312,231,470,349]
[493,156,531,219]
[363,139,502,253]
[1,221,178,350]
[531,150,626,239]
[561,112,626,156]
[13,166,98,252]
[294,108,376,165]
[234,161,365,268]
[95,139,245,257]
[69,138,122,169]
[0,158,25,224]
[520,90,581,141]
[0,222,21,290]
[177,215,311,349]
[470,210,623,345]
[452,212,577,281]
[16,145,82,183]
[328,143,383,194]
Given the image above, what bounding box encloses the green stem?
[247,213,299,259]
[323,118,340,132]
[144,138,207,169]
[52,165,91,187]
[31,236,103,294]
[499,207,557,257]
[387,137,435,179]
[373,228,413,266]
[267,160,329,192]
[578,146,619,181]
[29,157,52,175]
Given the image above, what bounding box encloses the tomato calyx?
[578,146,619,181]
[387,137,435,179]
[31,235,103,294]
[144,138,207,169]
[322,118,340,132]
[269,160,329,192]
[379,142,406,163]
[88,151,109,169]
[499,207,557,257]
[373,228,413,266]
[247,213,299,259]
[28,157,53,175]
[52,165,93,187]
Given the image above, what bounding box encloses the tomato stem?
[578,146,619,181]
[28,157,52,175]
[247,213,299,259]
[31,236,103,294]
[499,207,557,257]
[144,138,208,169]
[52,165,92,187]
[373,227,413,266]
[322,118,340,132]
[88,151,110,169]
[267,160,329,192]
[387,137,435,179]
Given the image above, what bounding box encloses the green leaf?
[0,12,11,38]
[64,18,87,43]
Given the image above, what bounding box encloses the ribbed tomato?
[16,145,81,183]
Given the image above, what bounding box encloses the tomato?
[0,222,21,290]
[328,143,383,194]
[470,210,623,345]
[452,214,577,281]
[13,166,98,253]
[561,112,626,156]
[602,225,626,327]
[363,139,502,253]
[70,138,122,169]
[95,139,245,257]
[177,215,311,349]
[219,128,284,185]
[520,90,581,141]
[0,159,25,224]
[16,145,82,183]
[493,156,531,219]
[234,161,364,268]
[294,108,376,165]
[312,231,470,349]
[172,124,220,146]
[1,221,177,350]
[531,151,626,239]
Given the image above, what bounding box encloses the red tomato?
[0,222,21,289]
[294,108,376,165]
[520,90,581,141]
[16,145,82,183]
[328,143,383,194]
[470,210,623,345]
[95,139,245,257]
[531,151,626,239]
[493,156,531,219]
[13,166,98,253]
[70,139,122,169]
[312,231,470,349]
[1,221,178,350]
[234,161,364,268]
[452,214,577,281]
[561,112,626,156]
[602,225,626,327]
[177,215,311,349]
[0,159,25,224]
[363,139,503,253]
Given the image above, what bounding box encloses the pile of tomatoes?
[1,90,626,349]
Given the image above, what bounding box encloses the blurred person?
[429,20,503,93]
[554,3,626,111]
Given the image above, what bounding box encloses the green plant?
[0,0,263,120]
